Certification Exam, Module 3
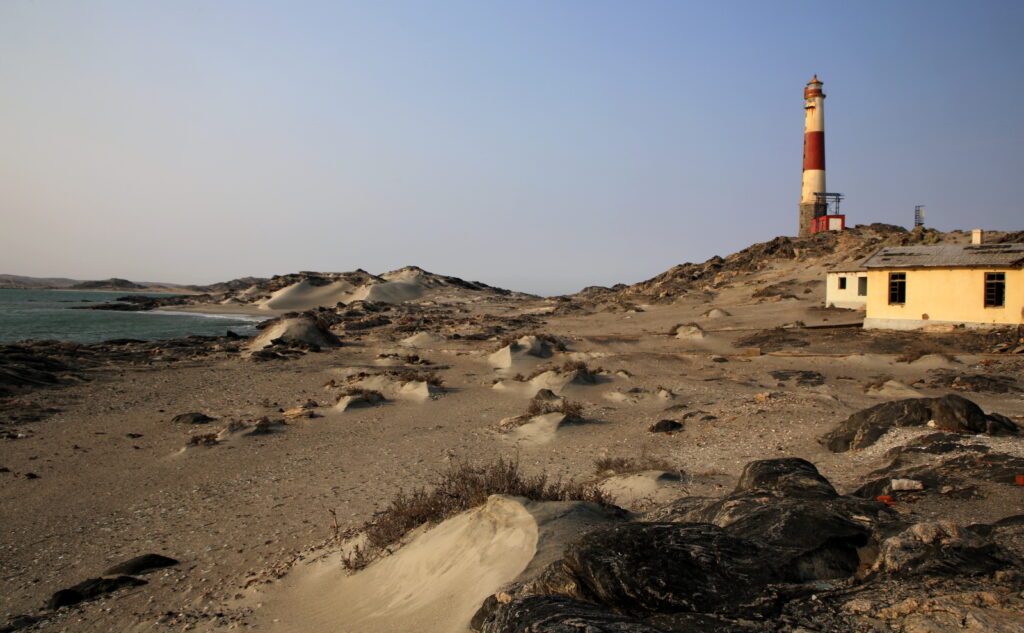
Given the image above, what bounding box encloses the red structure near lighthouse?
[798,75,845,236]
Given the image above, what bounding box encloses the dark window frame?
[857,276,868,297]
[888,272,906,305]
[984,272,1005,308]
[838,277,847,290]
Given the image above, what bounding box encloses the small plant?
[594,453,676,476]
[862,374,894,392]
[388,370,445,388]
[340,456,611,570]
[338,387,385,403]
[188,433,218,446]
[523,395,584,421]
[561,359,588,373]
[251,417,280,434]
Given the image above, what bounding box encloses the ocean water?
[0,289,263,344]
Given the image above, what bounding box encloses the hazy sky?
[2,1,1022,295]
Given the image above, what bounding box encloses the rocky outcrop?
[821,394,1019,452]
[247,316,341,353]
[477,595,669,633]
[473,456,1024,633]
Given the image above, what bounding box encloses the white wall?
[825,272,867,309]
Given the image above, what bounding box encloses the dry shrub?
[561,359,588,373]
[862,374,894,392]
[532,333,568,352]
[895,346,956,363]
[341,456,611,570]
[389,371,444,388]
[594,454,676,476]
[251,417,280,434]
[188,433,218,446]
[338,387,384,402]
[523,393,584,420]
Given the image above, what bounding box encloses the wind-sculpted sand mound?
[492,365,602,397]
[488,336,555,369]
[401,331,448,348]
[258,279,357,311]
[247,317,341,352]
[251,496,619,633]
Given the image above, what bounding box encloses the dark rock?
[46,576,147,609]
[648,419,683,433]
[0,614,43,633]
[821,394,1019,452]
[852,450,1024,499]
[769,370,825,386]
[477,595,670,633]
[733,458,837,497]
[872,521,1018,578]
[560,522,779,615]
[170,412,214,425]
[103,553,178,576]
[925,370,1020,393]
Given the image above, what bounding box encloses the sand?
[3,254,1023,633]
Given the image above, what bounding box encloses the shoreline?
[154,303,278,318]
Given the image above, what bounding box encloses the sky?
[1,1,1022,295]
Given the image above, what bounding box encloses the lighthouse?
[799,75,826,236]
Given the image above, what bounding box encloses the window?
[857,277,868,296]
[888,272,906,304]
[984,272,1005,307]
[838,277,847,290]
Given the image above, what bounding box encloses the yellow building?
[860,242,1024,330]
[825,263,868,310]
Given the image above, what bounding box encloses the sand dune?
[247,317,341,351]
[487,336,553,369]
[251,495,617,633]
[259,280,357,311]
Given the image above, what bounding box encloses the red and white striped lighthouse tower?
[799,75,826,237]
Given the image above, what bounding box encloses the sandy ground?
[3,279,1023,633]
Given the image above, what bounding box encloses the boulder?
[821,395,1019,453]
[170,412,214,425]
[476,595,669,633]
[103,553,178,576]
[648,419,683,434]
[872,521,1016,578]
[248,316,341,352]
[733,458,838,497]
[558,522,779,615]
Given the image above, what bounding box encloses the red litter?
[876,495,896,506]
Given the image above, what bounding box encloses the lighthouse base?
[798,203,819,237]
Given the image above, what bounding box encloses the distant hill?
[571,225,1024,304]
[0,274,190,292]
[0,274,82,289]
[70,278,146,290]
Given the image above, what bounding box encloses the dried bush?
[338,387,384,402]
[188,433,218,446]
[594,453,676,476]
[862,374,894,392]
[388,371,444,388]
[341,456,611,570]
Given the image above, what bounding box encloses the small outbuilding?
[859,241,1024,330]
[825,263,868,310]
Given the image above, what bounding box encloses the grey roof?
[860,243,1024,269]
[828,257,868,273]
